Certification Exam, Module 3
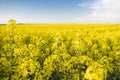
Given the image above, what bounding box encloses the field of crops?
[0,24,120,80]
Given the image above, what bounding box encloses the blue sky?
[0,0,120,23]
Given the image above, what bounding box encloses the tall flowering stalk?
[7,19,16,79]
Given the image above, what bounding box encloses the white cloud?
[76,0,120,23]
[78,2,90,7]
